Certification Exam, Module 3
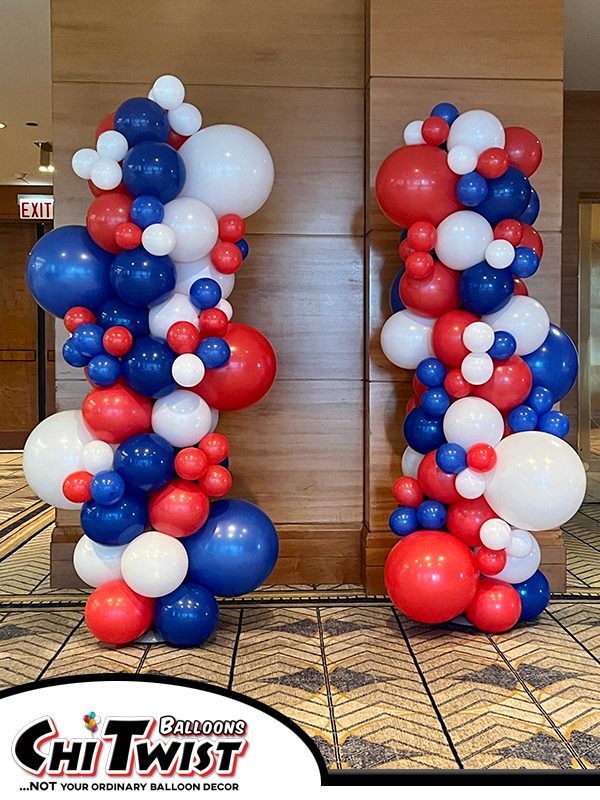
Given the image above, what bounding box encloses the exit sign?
[18,195,54,220]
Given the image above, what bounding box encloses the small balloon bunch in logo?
[23,75,279,648]
[83,712,100,734]
[377,104,586,633]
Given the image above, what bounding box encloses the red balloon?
[62,471,93,503]
[446,495,496,547]
[103,326,133,357]
[64,306,96,333]
[513,277,529,296]
[399,238,415,261]
[413,374,427,397]
[86,191,133,254]
[465,577,522,633]
[82,381,152,444]
[476,147,509,179]
[417,451,460,504]
[504,127,542,178]
[475,546,507,576]
[211,242,243,275]
[199,308,229,337]
[218,214,245,243]
[393,476,423,508]
[149,478,210,538]
[88,179,131,198]
[421,116,449,146]
[444,369,471,398]
[385,530,479,624]
[494,218,523,246]
[407,220,437,252]
[400,261,460,318]
[114,221,142,250]
[193,323,276,411]
[95,112,115,140]
[167,129,189,150]
[520,224,543,258]
[85,580,154,645]
[432,310,479,367]
[174,447,208,481]
[167,321,200,355]
[198,433,229,465]
[404,251,434,279]
[199,465,232,497]
[375,144,463,229]
[471,355,532,411]
[406,394,419,414]
[467,443,497,473]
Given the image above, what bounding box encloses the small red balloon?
[400,260,461,318]
[114,221,142,250]
[494,218,523,246]
[432,310,479,367]
[417,451,460,505]
[167,129,189,150]
[62,471,93,503]
[199,465,232,498]
[199,308,229,336]
[444,369,472,398]
[399,238,415,261]
[520,224,544,258]
[406,394,419,414]
[467,443,497,473]
[174,447,208,481]
[218,214,245,243]
[475,547,507,576]
[211,242,243,275]
[167,321,200,355]
[83,715,90,722]
[471,354,532,411]
[392,476,423,508]
[103,326,133,357]
[64,307,96,333]
[85,580,154,645]
[476,147,510,179]
[504,127,542,178]
[198,433,229,465]
[95,112,115,140]
[465,577,522,633]
[513,277,529,296]
[86,191,133,254]
[413,375,427,397]
[407,220,437,252]
[446,495,496,548]
[149,479,210,538]
[421,116,450,147]
[82,381,152,444]
[404,251,434,279]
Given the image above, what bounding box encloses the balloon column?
[24,75,279,647]
[377,105,586,633]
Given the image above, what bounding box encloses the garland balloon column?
[23,75,279,647]
[377,104,586,633]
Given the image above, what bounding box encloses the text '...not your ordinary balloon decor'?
[24,75,279,648]
[377,104,585,633]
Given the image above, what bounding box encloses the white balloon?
[73,536,125,588]
[142,223,176,257]
[488,537,541,583]
[71,148,100,179]
[121,531,188,598]
[163,197,218,263]
[175,256,235,300]
[402,446,424,479]
[148,88,156,101]
[483,295,550,356]
[89,157,122,191]
[435,211,493,271]
[447,145,478,175]
[81,440,114,474]
[168,103,202,136]
[148,292,199,339]
[485,239,515,270]
[151,389,213,448]
[172,354,205,387]
[485,431,586,531]
[152,75,185,111]
[209,407,220,434]
[463,321,495,354]
[506,529,534,559]
[180,124,274,218]
[23,411,95,509]
[403,120,425,146]
[380,310,436,369]
[216,298,233,320]
[447,109,505,156]
[455,468,486,499]
[461,353,493,385]
[443,397,504,451]
[96,130,129,162]
[480,518,511,550]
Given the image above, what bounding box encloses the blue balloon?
[523,324,578,403]
[71,323,105,358]
[403,407,446,454]
[235,238,249,260]
[436,442,467,474]
[389,267,406,313]
[456,172,488,207]
[114,97,170,146]
[121,335,177,398]
[525,385,554,416]
[430,102,459,125]
[90,470,126,506]
[510,246,539,278]
[538,410,570,438]
[487,330,516,360]
[114,433,174,493]
[87,353,121,386]
[96,297,150,339]
[508,405,538,432]
[62,340,90,368]
[416,500,447,530]
[474,166,531,226]
[111,247,176,308]
[183,499,279,597]
[514,570,550,621]
[421,387,450,417]
[389,506,418,536]
[190,278,222,311]
[122,142,186,204]
[459,262,514,315]
[130,195,165,229]
[26,226,114,318]
[81,490,148,546]
[519,187,540,225]
[154,582,219,648]
[196,337,231,369]
[416,357,446,388]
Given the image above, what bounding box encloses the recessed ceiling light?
[26,122,38,127]
[0,123,6,129]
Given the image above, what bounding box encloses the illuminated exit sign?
[18,194,54,220]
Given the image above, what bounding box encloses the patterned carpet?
[2,452,600,770]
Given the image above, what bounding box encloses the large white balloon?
[148,292,199,339]
[81,440,114,474]
[443,397,504,451]
[163,197,218,263]
[121,531,189,598]
[180,124,274,219]
[380,310,436,369]
[151,389,213,448]
[402,446,424,479]
[483,295,550,356]
[485,431,586,530]
[485,537,541,583]
[175,256,235,300]
[23,411,95,509]
[73,536,126,588]
[447,109,505,156]
[435,211,493,271]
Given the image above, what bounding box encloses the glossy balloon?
[154,582,219,647]
[111,247,176,309]
[82,381,152,444]
[121,336,177,398]
[122,141,185,204]
[458,262,515,315]
[471,354,532,411]
[475,166,531,226]
[73,535,126,588]
[149,478,210,538]
[403,406,446,454]
[465,578,521,633]
[96,297,150,339]
[522,324,578,402]
[514,570,550,621]
[85,580,153,645]
[114,97,170,146]
[114,433,174,493]
[80,490,149,546]
[446,495,496,547]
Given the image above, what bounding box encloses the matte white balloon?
[402,446,425,479]
[403,120,426,146]
[96,130,129,162]
[487,537,541,583]
[81,440,114,474]
[175,256,235,300]
[172,354,205,388]
[141,223,176,257]
[148,292,199,339]
[73,535,125,588]
[443,397,504,451]
[485,239,515,270]
[447,144,478,175]
[216,298,233,320]
[168,103,202,136]
[151,389,213,448]
[447,109,505,156]
[483,295,550,356]
[163,197,218,263]
[121,531,189,598]
[89,157,122,190]
[380,310,436,369]
[463,321,495,354]
[506,529,534,559]
[71,148,100,179]
[480,518,511,550]
[461,353,493,385]
[455,468,486,499]
[152,75,185,111]
[435,211,493,271]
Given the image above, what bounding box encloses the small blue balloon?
[511,246,539,278]
[519,187,540,226]
[420,387,450,417]
[523,324,578,403]
[389,267,406,314]
[508,405,538,432]
[456,172,488,207]
[538,410,570,438]
[196,337,231,370]
[475,166,532,226]
[190,277,222,311]
[416,357,446,388]
[416,500,447,530]
[430,102,459,125]
[90,470,126,507]
[525,385,554,416]
[62,340,90,368]
[389,506,418,536]
[235,238,249,260]
[121,335,177,398]
[459,262,514,315]
[487,330,517,360]
[220,456,230,470]
[154,582,219,648]
[81,490,148,546]
[130,195,165,229]
[96,297,150,339]
[71,324,105,358]
[111,247,176,308]
[122,141,186,204]
[114,97,170,146]
[436,442,467,474]
[403,407,446,454]
[87,353,121,386]
[514,570,550,621]
[114,433,174,493]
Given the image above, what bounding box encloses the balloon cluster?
[377,104,586,633]
[83,712,100,733]
[24,75,280,648]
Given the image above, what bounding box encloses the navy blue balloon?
[235,238,249,260]
[220,456,230,470]
[514,570,550,621]
[459,262,515,315]
[487,330,517,360]
[114,97,170,146]
[183,499,279,597]
[87,353,121,386]
[525,385,554,416]
[508,405,538,432]
[154,582,219,648]
[403,407,446,454]
[130,195,165,229]
[474,166,531,226]
[436,442,467,474]
[510,246,539,279]
[111,247,176,308]
[389,506,418,536]
[389,267,406,313]
[456,172,488,207]
[196,337,231,370]
[121,335,177,398]
[519,187,540,226]
[421,387,450,417]
[26,225,114,318]
[90,470,126,506]
[114,432,174,493]
[80,490,148,546]
[96,297,150,339]
[62,340,90,368]
[122,141,186,204]
[71,323,105,358]
[430,102,459,125]
[523,324,578,403]
[538,410,570,438]
[416,500,447,530]
[416,357,446,388]
[190,277,222,311]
